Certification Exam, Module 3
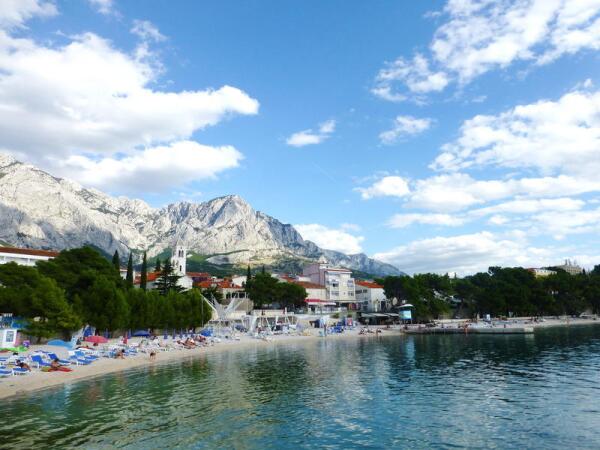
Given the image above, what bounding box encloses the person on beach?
[15,359,31,371]
[149,351,156,361]
[114,349,125,359]
[50,358,72,372]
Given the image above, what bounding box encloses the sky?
[2,0,600,275]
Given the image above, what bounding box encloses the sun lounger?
[0,369,12,377]
[31,354,52,368]
[47,353,71,365]
[12,367,30,375]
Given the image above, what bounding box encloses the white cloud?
[0,0,56,29]
[87,0,114,15]
[359,171,600,212]
[388,213,465,228]
[131,19,165,42]
[340,223,361,232]
[470,197,584,217]
[286,119,336,147]
[373,231,556,275]
[372,54,448,102]
[374,1,600,100]
[0,18,259,193]
[356,176,410,200]
[59,141,243,193]
[295,224,364,254]
[433,89,600,177]
[379,115,432,144]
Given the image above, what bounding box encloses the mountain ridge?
[0,154,402,276]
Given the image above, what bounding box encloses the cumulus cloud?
[379,115,432,144]
[372,54,448,102]
[59,141,243,193]
[373,231,556,275]
[295,224,364,254]
[0,0,56,29]
[0,10,259,193]
[87,0,114,15]
[388,213,465,228]
[286,119,336,147]
[433,88,600,177]
[355,176,410,200]
[131,19,165,42]
[374,1,600,100]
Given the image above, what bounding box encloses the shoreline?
[0,328,402,401]
[2,318,598,401]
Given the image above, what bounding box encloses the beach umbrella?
[132,330,151,337]
[85,335,108,344]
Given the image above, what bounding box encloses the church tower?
[171,242,187,276]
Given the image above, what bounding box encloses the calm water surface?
[3,326,600,449]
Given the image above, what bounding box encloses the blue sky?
[3,0,600,274]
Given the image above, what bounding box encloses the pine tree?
[154,258,162,272]
[155,258,184,295]
[246,265,251,284]
[126,253,134,288]
[140,251,148,291]
[261,265,266,275]
[112,250,120,272]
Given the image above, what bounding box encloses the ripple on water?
[3,327,600,449]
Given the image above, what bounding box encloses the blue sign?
[400,310,412,320]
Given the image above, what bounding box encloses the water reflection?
[3,326,600,449]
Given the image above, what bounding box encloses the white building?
[528,268,557,278]
[355,281,387,312]
[170,243,193,290]
[0,247,59,266]
[302,259,356,306]
[555,260,583,275]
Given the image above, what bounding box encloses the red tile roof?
[134,271,161,284]
[0,246,59,258]
[187,272,211,278]
[356,280,383,289]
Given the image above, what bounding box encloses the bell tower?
[171,241,187,275]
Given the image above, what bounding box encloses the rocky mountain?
[0,154,402,276]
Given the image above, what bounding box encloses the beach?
[2,317,598,401]
[0,327,403,400]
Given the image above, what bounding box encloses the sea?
[2,326,600,449]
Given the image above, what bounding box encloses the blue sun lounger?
[12,367,29,375]
[47,352,71,365]
[31,354,52,368]
[0,369,12,377]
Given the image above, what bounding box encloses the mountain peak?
[0,156,402,276]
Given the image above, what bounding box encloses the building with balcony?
[302,260,356,307]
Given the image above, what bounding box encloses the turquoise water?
[3,326,600,449]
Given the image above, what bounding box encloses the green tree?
[246,265,251,284]
[201,285,223,303]
[154,258,162,272]
[276,282,307,309]
[0,263,80,341]
[126,253,134,288]
[155,258,184,295]
[140,251,148,291]
[112,250,120,272]
[245,272,278,308]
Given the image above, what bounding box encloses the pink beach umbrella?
[85,335,108,344]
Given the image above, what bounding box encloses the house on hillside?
[0,246,59,266]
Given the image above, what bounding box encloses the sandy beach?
[0,327,403,400]
[2,317,598,401]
